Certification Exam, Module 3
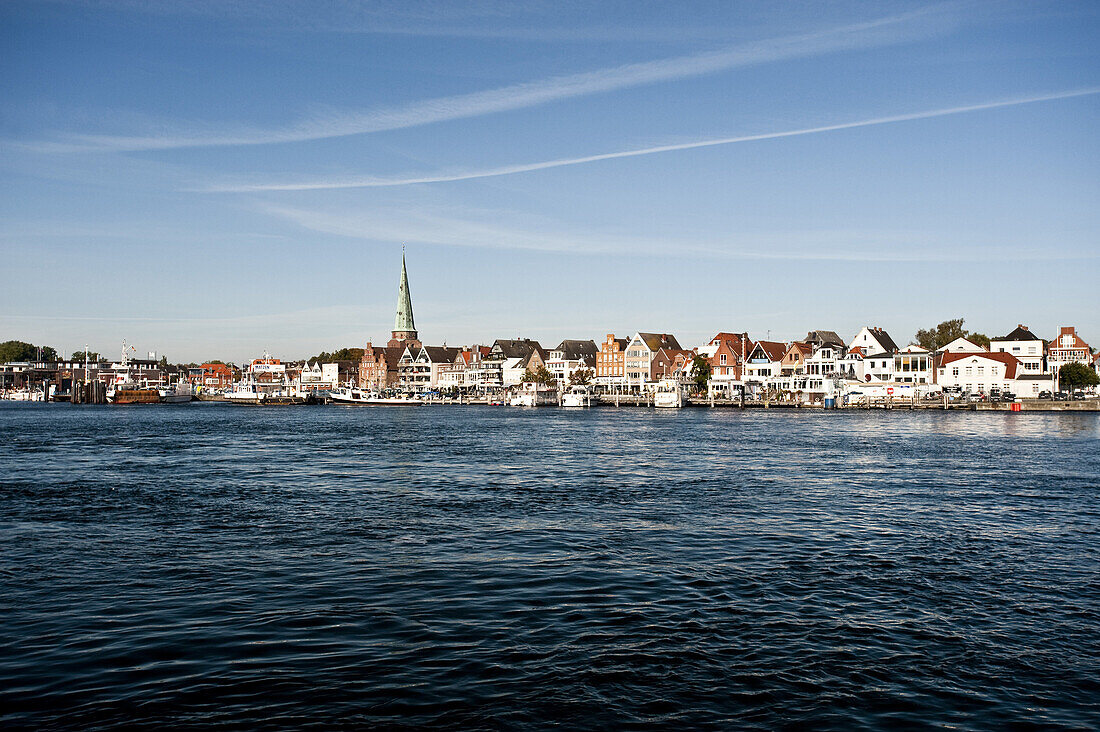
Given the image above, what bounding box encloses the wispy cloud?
[258,202,1098,264]
[204,88,1100,192]
[39,5,956,152]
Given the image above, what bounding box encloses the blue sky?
[1,0,1097,362]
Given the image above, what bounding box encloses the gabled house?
[1048,326,1092,370]
[939,336,987,354]
[596,334,629,386]
[546,340,597,384]
[437,346,489,389]
[624,333,682,387]
[398,345,460,391]
[780,342,812,376]
[848,326,899,356]
[652,347,695,382]
[804,330,845,352]
[937,352,1023,394]
[705,332,754,381]
[744,340,786,380]
[359,341,402,389]
[990,324,1046,375]
[474,339,544,387]
[803,330,847,377]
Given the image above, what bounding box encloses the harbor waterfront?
[1,402,1098,729]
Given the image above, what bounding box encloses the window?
[720,354,727,365]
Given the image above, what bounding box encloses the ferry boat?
[653,379,685,408]
[561,384,597,407]
[329,387,423,405]
[510,383,558,407]
[226,355,305,405]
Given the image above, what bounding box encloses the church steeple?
[388,248,420,350]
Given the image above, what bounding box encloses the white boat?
[329,387,423,405]
[510,383,558,407]
[561,384,597,407]
[226,355,303,405]
[653,379,685,408]
[159,381,193,404]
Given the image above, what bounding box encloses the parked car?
[1054,391,1069,401]
[999,392,1016,402]
[1072,391,1086,401]
[1038,390,1052,399]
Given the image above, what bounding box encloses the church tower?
[387,250,421,350]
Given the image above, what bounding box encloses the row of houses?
[356,323,1098,398]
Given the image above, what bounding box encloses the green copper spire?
[394,249,416,333]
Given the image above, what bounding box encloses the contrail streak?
[47,6,951,152]
[207,87,1100,192]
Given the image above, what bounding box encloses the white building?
[937,352,1022,394]
[545,340,597,384]
[990,325,1046,375]
[744,341,786,381]
[938,336,987,354]
[893,344,933,384]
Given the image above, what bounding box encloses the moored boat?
[225,355,306,405]
[653,379,685,408]
[329,386,423,405]
[159,381,194,404]
[561,384,597,407]
[510,383,558,407]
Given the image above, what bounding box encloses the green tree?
[309,348,364,363]
[1058,362,1099,390]
[914,319,990,351]
[0,340,36,362]
[70,350,100,362]
[968,332,991,349]
[569,368,593,386]
[522,366,556,385]
[691,355,711,391]
[0,341,58,362]
[915,319,967,351]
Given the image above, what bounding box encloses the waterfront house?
[359,341,402,389]
[780,342,812,376]
[838,347,867,382]
[546,340,597,384]
[479,339,543,387]
[652,347,695,383]
[936,352,1022,394]
[705,332,753,381]
[596,334,628,387]
[803,331,847,378]
[1048,326,1092,370]
[187,363,234,389]
[624,333,682,389]
[744,341,786,381]
[990,325,1046,375]
[848,326,899,358]
[892,345,933,384]
[398,345,461,392]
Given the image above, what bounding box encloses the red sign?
[887,387,894,395]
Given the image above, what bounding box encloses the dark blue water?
[2,403,1099,730]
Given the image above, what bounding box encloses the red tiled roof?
[940,351,1022,379]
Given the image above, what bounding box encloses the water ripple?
[1,403,1098,729]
